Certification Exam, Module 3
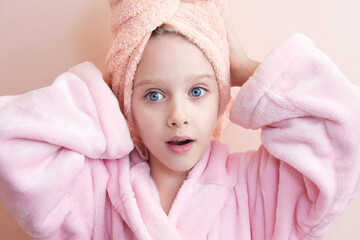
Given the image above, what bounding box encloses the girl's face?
[132,33,219,175]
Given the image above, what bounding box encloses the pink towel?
[106,0,232,159]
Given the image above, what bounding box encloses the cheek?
[192,108,219,137]
[133,108,161,138]
[197,98,219,122]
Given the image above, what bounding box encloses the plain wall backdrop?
[1,0,359,239]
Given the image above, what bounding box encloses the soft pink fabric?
[1,33,360,240]
[107,0,230,127]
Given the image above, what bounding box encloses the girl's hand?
[224,17,260,87]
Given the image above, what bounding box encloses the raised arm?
[230,34,360,239]
[0,62,133,239]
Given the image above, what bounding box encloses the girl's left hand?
[224,16,260,87]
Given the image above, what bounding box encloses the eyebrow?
[134,73,216,88]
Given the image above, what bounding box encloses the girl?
[1,0,360,239]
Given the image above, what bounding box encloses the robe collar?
[106,139,237,239]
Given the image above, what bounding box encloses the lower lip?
[166,141,194,154]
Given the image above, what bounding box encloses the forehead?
[134,34,215,83]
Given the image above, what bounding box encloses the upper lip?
[166,136,194,142]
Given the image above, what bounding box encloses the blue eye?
[146,91,164,102]
[191,87,205,97]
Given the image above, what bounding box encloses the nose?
[167,100,190,128]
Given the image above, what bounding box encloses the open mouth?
[166,140,194,146]
[166,139,195,154]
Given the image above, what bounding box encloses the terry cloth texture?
[1,34,360,239]
[106,0,231,159]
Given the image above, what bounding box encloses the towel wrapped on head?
[106,0,232,160]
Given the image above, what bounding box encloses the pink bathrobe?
[1,34,360,240]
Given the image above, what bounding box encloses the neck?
[149,155,189,215]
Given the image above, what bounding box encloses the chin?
[173,159,201,173]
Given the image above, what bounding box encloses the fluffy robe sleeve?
[0,62,133,239]
[230,33,360,240]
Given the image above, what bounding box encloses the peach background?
[0,0,359,239]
